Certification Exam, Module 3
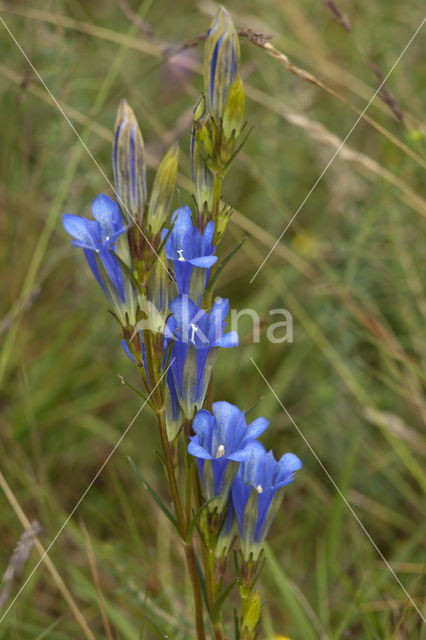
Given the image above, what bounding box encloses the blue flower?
[168,295,238,418]
[188,402,268,511]
[63,193,134,324]
[163,207,217,304]
[232,445,302,560]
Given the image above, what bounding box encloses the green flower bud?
[147,143,179,234]
[113,100,147,224]
[241,590,261,635]
[204,6,240,120]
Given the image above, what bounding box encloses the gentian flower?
[63,193,136,324]
[188,402,268,511]
[168,295,238,418]
[232,445,302,560]
[163,207,217,305]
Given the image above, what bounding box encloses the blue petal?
[188,441,212,460]
[279,453,302,474]
[213,331,239,348]
[193,409,213,437]
[227,448,253,462]
[246,417,269,441]
[201,220,215,252]
[121,339,136,363]
[189,255,218,268]
[242,442,267,486]
[92,194,124,244]
[63,214,100,250]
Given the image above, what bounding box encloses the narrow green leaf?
[212,578,238,622]
[128,458,179,533]
[185,497,217,544]
[118,374,156,411]
[206,237,247,293]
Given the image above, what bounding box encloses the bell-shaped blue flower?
[188,402,268,511]
[168,295,238,418]
[63,193,135,324]
[232,445,302,560]
[163,207,217,304]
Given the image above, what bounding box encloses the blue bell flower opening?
[232,445,302,559]
[163,207,218,304]
[168,295,238,418]
[63,194,130,313]
[188,402,268,511]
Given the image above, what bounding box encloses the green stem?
[191,458,224,640]
[156,410,206,640]
[212,174,223,229]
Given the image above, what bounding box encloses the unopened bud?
[204,7,240,120]
[147,142,179,234]
[113,100,147,224]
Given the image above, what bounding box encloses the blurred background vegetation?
[0,0,425,638]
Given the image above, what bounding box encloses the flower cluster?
[62,7,302,640]
[188,402,301,560]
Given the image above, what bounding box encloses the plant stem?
[212,174,223,229]
[191,458,224,640]
[156,409,206,640]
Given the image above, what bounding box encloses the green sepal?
[212,578,238,622]
[223,74,245,140]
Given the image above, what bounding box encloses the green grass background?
[0,0,425,638]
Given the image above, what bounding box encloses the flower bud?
[204,7,240,120]
[147,143,179,234]
[113,100,147,224]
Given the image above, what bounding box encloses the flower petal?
[63,214,100,249]
[188,441,212,460]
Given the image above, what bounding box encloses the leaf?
[233,607,240,640]
[206,237,247,293]
[109,248,141,290]
[185,497,217,544]
[212,578,238,622]
[118,375,156,412]
[244,395,265,418]
[128,458,179,533]
[218,124,254,178]
[142,615,169,639]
